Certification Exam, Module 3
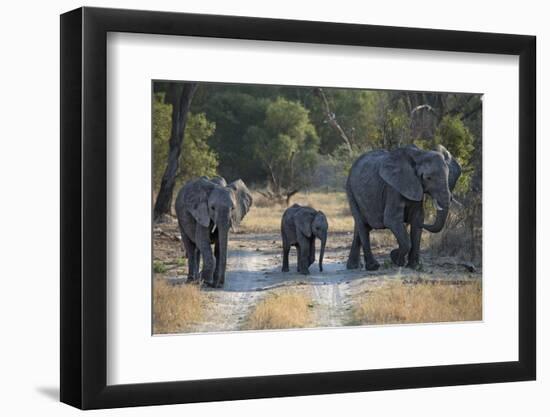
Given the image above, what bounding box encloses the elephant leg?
[213,237,221,283]
[282,232,290,272]
[195,226,214,285]
[296,244,301,272]
[347,195,378,271]
[181,233,197,281]
[385,221,411,267]
[407,224,422,268]
[407,207,424,268]
[282,242,290,272]
[346,225,362,269]
[353,220,379,271]
[297,236,310,275]
[193,247,200,279]
[308,237,316,267]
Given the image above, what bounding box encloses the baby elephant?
[281,204,328,274]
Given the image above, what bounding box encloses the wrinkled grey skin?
[346,145,461,270]
[175,176,252,287]
[281,204,328,275]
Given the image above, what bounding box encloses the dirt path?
[178,236,382,332]
[185,249,270,333]
[163,231,480,333]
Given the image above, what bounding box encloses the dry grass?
[352,280,482,325]
[153,278,204,334]
[240,191,354,234]
[243,290,313,330]
[429,208,482,264]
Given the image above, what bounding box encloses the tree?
[153,93,218,192]
[178,113,218,183]
[192,88,270,183]
[245,98,319,204]
[153,82,198,222]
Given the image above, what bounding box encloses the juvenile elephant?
[281,204,328,275]
[175,176,252,287]
[346,144,461,270]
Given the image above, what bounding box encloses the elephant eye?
[426,176,432,181]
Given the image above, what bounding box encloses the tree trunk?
[285,189,299,207]
[153,82,198,222]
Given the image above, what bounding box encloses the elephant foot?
[200,270,214,287]
[188,278,204,287]
[365,259,380,271]
[390,249,406,267]
[282,266,289,272]
[186,276,199,284]
[406,259,421,270]
[298,267,310,275]
[346,258,361,270]
[211,280,223,289]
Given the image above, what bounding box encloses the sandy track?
[182,249,379,332]
[164,231,480,333]
[185,250,270,333]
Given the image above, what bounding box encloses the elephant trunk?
[216,223,229,286]
[214,205,230,287]
[422,197,449,233]
[319,234,326,272]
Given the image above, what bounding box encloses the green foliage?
[434,115,476,195]
[152,93,172,191]
[435,115,475,164]
[178,113,218,184]
[153,81,482,262]
[153,260,167,273]
[326,143,363,180]
[154,83,481,205]
[383,107,411,149]
[152,93,218,193]
[191,88,271,182]
[245,98,319,192]
[305,89,413,153]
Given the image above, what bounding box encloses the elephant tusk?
[211,224,217,234]
[432,199,444,211]
[451,196,464,208]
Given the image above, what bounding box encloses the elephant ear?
[184,178,214,228]
[379,148,424,201]
[435,145,462,192]
[295,208,314,238]
[209,176,227,187]
[313,210,328,228]
[228,179,253,227]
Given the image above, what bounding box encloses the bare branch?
[410,104,439,118]
[314,88,353,154]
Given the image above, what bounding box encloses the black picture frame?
[60,6,536,410]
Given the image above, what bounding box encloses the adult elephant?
[346,144,461,270]
[281,204,328,274]
[175,176,252,287]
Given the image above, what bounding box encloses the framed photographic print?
[60,6,536,409]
